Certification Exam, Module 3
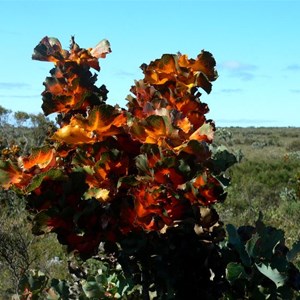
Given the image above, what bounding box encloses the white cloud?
[290,89,300,94]
[285,64,300,71]
[219,61,258,81]
[220,61,257,71]
[0,82,31,90]
[220,88,243,93]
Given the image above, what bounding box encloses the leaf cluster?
[0,36,227,257]
[222,214,300,299]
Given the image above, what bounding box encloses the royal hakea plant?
[0,36,228,252]
[1,37,299,299]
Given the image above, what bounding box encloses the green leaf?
[26,169,67,193]
[82,279,104,298]
[255,219,285,260]
[226,224,251,267]
[117,175,139,189]
[140,143,160,155]
[277,285,295,299]
[49,279,70,299]
[226,262,247,283]
[255,263,287,288]
[178,158,191,174]
[211,146,237,174]
[158,156,176,169]
[245,233,260,258]
[147,115,168,131]
[135,154,153,177]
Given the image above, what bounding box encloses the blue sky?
[0,0,299,127]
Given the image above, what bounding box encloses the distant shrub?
[232,138,242,145]
[267,135,281,147]
[287,140,300,152]
[244,137,256,145]
[252,141,267,149]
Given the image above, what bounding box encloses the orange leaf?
[62,105,127,143]
[154,168,184,187]
[130,115,180,147]
[32,36,65,63]
[143,54,178,85]
[175,116,192,133]
[178,51,218,81]
[20,147,55,170]
[52,124,95,145]
[0,160,23,189]
[189,122,215,143]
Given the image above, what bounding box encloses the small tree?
[14,111,30,127]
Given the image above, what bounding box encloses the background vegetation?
[214,127,300,248]
[0,107,69,298]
